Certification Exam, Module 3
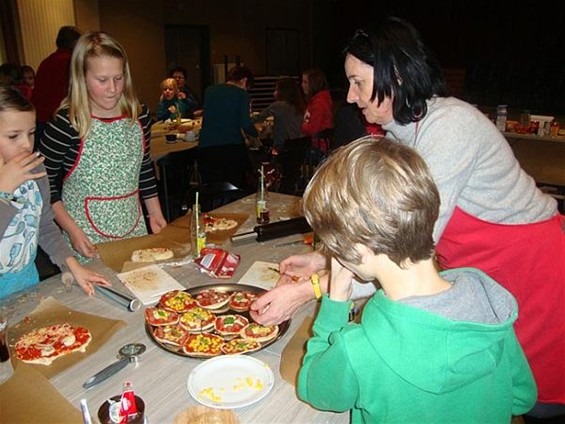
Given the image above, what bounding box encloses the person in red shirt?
[31,26,81,140]
[301,69,334,158]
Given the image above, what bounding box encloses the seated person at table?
[156,78,190,121]
[296,136,536,423]
[253,77,306,150]
[0,86,110,298]
[169,66,201,118]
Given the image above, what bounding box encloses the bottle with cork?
[256,165,270,225]
[190,193,206,258]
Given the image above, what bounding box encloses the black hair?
[56,26,82,50]
[226,66,254,88]
[344,16,447,124]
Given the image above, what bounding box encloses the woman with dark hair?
[198,66,257,188]
[168,65,201,118]
[251,17,564,421]
[301,69,334,156]
[254,77,305,149]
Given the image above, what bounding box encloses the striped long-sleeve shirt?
[38,105,159,204]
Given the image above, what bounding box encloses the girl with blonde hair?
[39,31,166,262]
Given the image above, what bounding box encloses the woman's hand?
[148,213,167,234]
[65,257,111,296]
[277,251,327,285]
[0,151,45,194]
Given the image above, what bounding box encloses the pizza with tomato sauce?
[214,314,249,336]
[195,289,230,310]
[14,323,92,366]
[153,324,189,347]
[220,338,261,355]
[145,307,179,326]
[239,323,279,343]
[160,290,198,313]
[228,291,258,312]
[179,307,215,333]
[182,333,224,357]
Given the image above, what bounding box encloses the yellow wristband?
[311,273,322,299]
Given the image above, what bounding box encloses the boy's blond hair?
[60,31,141,139]
[303,136,439,267]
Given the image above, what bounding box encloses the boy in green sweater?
[297,136,536,423]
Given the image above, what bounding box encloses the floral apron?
[436,206,565,404]
[62,117,147,262]
[0,180,41,298]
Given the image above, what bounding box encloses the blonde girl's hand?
[67,226,99,259]
[0,151,46,193]
[65,257,111,296]
[168,105,177,114]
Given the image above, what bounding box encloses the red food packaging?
[194,247,240,279]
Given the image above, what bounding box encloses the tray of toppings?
[145,284,289,359]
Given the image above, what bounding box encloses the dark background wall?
[323,1,565,115]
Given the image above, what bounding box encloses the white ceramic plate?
[187,355,274,409]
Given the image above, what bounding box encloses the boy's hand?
[65,257,111,296]
[329,257,354,301]
[0,151,46,194]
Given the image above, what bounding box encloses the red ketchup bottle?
[119,381,137,423]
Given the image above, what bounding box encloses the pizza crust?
[131,248,174,262]
[15,323,92,366]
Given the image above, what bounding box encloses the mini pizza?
[14,323,92,366]
[152,324,189,347]
[178,307,215,333]
[221,338,261,355]
[214,314,249,336]
[131,247,174,262]
[144,307,179,326]
[203,215,239,233]
[195,288,230,310]
[182,333,224,357]
[239,323,279,343]
[229,291,259,312]
[160,290,198,313]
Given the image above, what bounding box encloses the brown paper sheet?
[279,315,314,387]
[7,297,127,379]
[0,362,82,423]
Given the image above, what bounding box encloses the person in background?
[156,77,189,121]
[198,65,258,189]
[297,136,536,423]
[0,63,32,100]
[0,86,110,298]
[31,26,82,140]
[39,31,166,263]
[169,66,201,118]
[253,77,307,194]
[251,16,565,421]
[21,65,35,91]
[301,68,334,158]
[253,77,306,149]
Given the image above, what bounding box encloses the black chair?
[156,148,198,222]
[278,136,311,195]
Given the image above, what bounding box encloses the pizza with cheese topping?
[229,291,258,312]
[153,324,189,347]
[131,247,174,262]
[182,333,224,357]
[160,290,198,313]
[220,338,261,355]
[144,307,179,326]
[195,288,230,310]
[14,323,92,365]
[179,307,215,333]
[239,323,279,343]
[214,314,249,336]
[203,215,239,232]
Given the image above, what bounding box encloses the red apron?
[437,207,565,404]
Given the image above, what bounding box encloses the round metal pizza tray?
[145,283,291,359]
